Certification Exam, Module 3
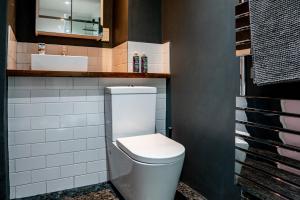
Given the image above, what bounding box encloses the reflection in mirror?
[72,0,101,36]
[37,0,72,34]
[36,0,103,39]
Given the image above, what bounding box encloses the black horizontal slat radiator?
[235,96,300,200]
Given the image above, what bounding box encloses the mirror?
[36,0,106,41]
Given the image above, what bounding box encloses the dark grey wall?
[162,0,240,199]
[113,0,161,46]
[0,0,9,199]
[113,0,129,46]
[128,0,161,44]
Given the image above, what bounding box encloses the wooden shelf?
[7,69,170,78]
[36,31,102,41]
[36,28,110,42]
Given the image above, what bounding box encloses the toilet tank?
[105,86,157,142]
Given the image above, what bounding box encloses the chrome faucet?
[38,43,45,55]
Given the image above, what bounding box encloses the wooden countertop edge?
[7,69,171,78]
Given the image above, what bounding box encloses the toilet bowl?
[105,86,185,200]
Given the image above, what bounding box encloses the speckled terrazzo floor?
[61,182,205,200]
[15,182,205,200]
[177,182,207,200]
[63,189,119,200]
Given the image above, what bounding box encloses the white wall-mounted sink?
[31,54,88,71]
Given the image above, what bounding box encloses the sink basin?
[31,54,88,71]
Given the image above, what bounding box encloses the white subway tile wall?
[112,42,128,72]
[8,77,167,199]
[15,43,112,72]
[127,41,170,73]
[10,41,170,73]
[162,42,171,74]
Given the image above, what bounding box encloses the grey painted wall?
[162,0,240,199]
[0,0,9,199]
[113,0,162,46]
[128,0,161,44]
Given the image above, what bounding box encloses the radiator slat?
[235,156,300,187]
[235,97,300,199]
[235,175,290,200]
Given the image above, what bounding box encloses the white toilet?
[104,86,185,200]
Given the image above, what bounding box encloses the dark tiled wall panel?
[236,2,251,50]
[236,15,250,29]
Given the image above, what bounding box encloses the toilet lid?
[116,133,185,164]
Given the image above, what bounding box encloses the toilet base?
[107,142,184,200]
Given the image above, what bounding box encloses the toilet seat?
[116,133,185,164]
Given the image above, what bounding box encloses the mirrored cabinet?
[36,0,108,41]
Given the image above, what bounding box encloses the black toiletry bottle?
[133,52,140,73]
[141,53,148,73]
